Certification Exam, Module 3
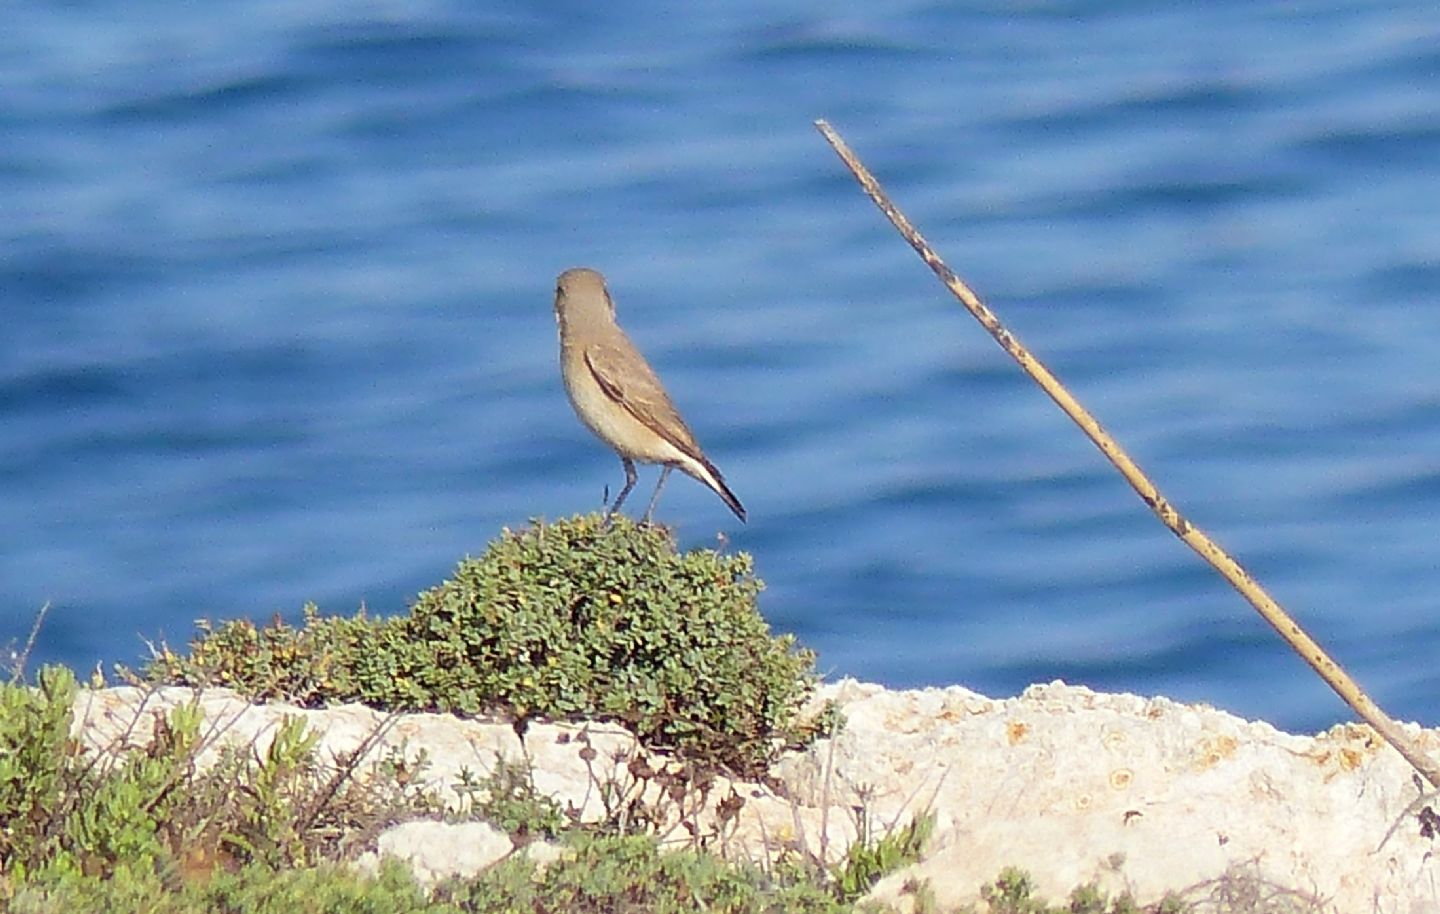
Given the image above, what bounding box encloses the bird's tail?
[691,455,747,523]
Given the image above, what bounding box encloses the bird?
[553,267,746,524]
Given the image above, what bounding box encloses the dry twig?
[814,118,1440,789]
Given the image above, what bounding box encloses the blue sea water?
[4,2,1440,735]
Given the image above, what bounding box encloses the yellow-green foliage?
[7,860,442,914]
[0,671,855,913]
[152,515,825,773]
[392,515,820,771]
[146,607,382,707]
[833,812,934,904]
[0,667,441,908]
[0,667,85,877]
[438,833,849,914]
[0,667,206,883]
[969,866,1192,914]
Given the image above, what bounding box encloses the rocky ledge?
[73,679,1438,911]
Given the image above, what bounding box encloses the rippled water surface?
[5,3,1440,733]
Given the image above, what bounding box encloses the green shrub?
[153,515,825,774]
[833,812,934,904]
[145,605,386,706]
[0,666,206,883]
[392,515,821,772]
[455,756,566,842]
[0,668,440,908]
[439,832,849,914]
[973,866,1175,914]
[0,666,83,875]
[9,859,449,914]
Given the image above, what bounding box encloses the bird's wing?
[584,343,702,455]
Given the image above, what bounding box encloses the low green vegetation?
[970,868,1169,914]
[439,833,849,914]
[0,665,1142,913]
[148,515,827,775]
[0,665,891,913]
[0,514,1301,911]
[0,665,438,911]
[833,810,935,905]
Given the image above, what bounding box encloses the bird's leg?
[608,457,638,520]
[642,465,673,525]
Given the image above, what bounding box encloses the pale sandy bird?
[554,267,746,523]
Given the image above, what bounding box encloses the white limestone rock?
[367,820,513,885]
[70,680,1440,911]
[797,679,1437,913]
